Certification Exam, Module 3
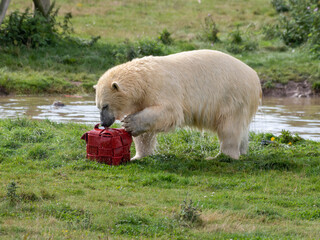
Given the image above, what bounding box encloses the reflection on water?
[251,97,320,141]
[0,96,100,124]
[0,96,319,141]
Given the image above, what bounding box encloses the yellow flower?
[288,142,292,145]
[76,3,83,7]
[271,137,275,141]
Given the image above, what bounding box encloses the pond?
[0,95,319,141]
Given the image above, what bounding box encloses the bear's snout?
[100,107,115,127]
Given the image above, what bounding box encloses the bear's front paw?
[121,114,147,137]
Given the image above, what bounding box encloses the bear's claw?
[121,114,147,136]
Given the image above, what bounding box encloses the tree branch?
[0,0,11,25]
[33,0,50,17]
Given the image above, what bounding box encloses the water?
[0,95,99,125]
[252,97,320,141]
[0,96,319,141]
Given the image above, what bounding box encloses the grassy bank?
[0,118,320,239]
[4,0,277,41]
[0,0,319,95]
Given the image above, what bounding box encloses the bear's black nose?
[100,106,115,127]
[101,116,115,128]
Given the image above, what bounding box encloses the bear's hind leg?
[132,132,157,160]
[239,127,249,155]
[217,120,242,160]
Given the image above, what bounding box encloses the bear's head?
[95,64,144,127]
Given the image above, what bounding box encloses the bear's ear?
[93,85,97,89]
[111,82,120,91]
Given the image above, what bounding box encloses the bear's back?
[141,50,262,129]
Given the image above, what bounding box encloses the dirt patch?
[200,211,257,234]
[0,86,9,96]
[71,81,82,87]
[262,80,319,98]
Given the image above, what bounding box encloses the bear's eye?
[102,104,109,110]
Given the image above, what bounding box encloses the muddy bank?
[262,80,319,98]
[0,86,8,96]
[1,80,319,98]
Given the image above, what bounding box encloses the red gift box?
[81,124,133,165]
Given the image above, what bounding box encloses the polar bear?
[95,50,262,160]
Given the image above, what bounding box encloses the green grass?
[1,2,319,239]
[6,0,276,42]
[0,118,320,239]
[0,0,319,95]
[1,40,319,95]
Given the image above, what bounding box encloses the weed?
[263,80,274,89]
[43,203,93,229]
[255,208,281,219]
[272,0,320,51]
[230,28,243,44]
[27,143,49,160]
[40,189,55,200]
[116,214,150,227]
[299,209,320,220]
[158,29,173,45]
[114,39,169,63]
[0,3,100,49]
[226,28,258,54]
[0,2,71,48]
[200,14,220,44]
[312,81,320,92]
[177,198,202,227]
[20,192,39,202]
[113,213,178,237]
[66,35,101,47]
[137,39,166,56]
[262,24,281,40]
[257,131,303,146]
[6,181,20,205]
[271,0,290,13]
[278,129,303,144]
[255,158,299,171]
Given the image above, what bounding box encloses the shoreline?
[1,81,320,98]
[262,80,320,98]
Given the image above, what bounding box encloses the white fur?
[95,50,262,160]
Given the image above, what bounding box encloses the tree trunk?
[0,0,11,25]
[33,0,50,17]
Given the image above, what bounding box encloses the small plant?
[114,39,168,63]
[229,28,243,44]
[272,0,320,50]
[262,24,281,40]
[6,181,20,205]
[312,81,320,93]
[66,35,101,47]
[226,28,258,54]
[20,192,39,202]
[43,203,93,229]
[260,131,303,146]
[177,198,202,226]
[159,29,173,45]
[278,130,303,144]
[201,14,220,43]
[263,80,274,89]
[0,2,78,48]
[271,0,290,12]
[137,39,166,56]
[40,189,56,200]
